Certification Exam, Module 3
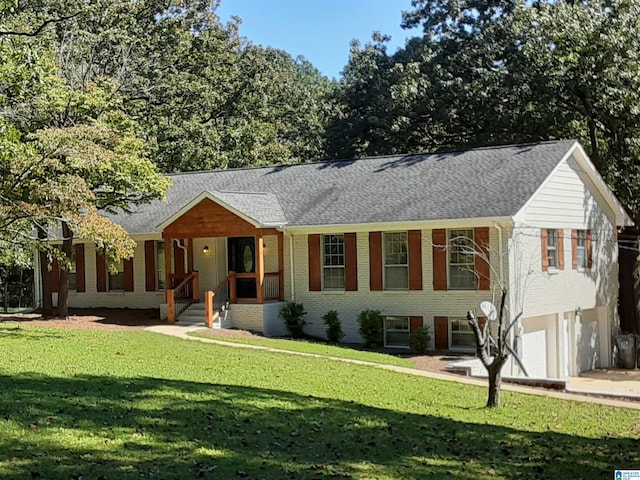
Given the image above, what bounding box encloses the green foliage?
[358,309,382,348]
[0,327,637,479]
[322,310,345,343]
[331,0,640,217]
[410,326,432,354]
[279,302,307,338]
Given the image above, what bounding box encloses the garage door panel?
[522,329,547,378]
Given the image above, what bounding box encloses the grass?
[189,330,414,367]
[0,323,638,479]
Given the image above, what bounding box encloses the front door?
[228,237,257,299]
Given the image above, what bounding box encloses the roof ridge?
[165,139,575,177]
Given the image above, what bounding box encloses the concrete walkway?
[145,324,640,410]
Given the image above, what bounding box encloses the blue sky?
[216,0,418,79]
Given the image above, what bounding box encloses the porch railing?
[263,272,280,301]
[167,271,199,323]
[205,274,231,327]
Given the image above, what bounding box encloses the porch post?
[205,290,213,328]
[187,238,194,273]
[229,272,237,303]
[164,235,175,323]
[277,230,284,301]
[256,230,264,303]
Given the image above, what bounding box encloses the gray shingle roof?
[107,140,576,234]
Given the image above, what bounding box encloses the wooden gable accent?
[308,234,321,291]
[369,231,383,291]
[432,229,447,290]
[163,198,258,239]
[344,233,358,291]
[145,240,156,291]
[408,230,423,290]
[74,244,86,293]
[474,227,490,290]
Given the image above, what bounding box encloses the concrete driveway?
[567,369,640,400]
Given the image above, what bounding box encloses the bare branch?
[0,12,80,37]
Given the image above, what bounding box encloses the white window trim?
[546,229,559,270]
[576,230,587,270]
[383,316,410,349]
[447,229,476,290]
[156,240,166,291]
[322,234,345,291]
[383,231,409,291]
[108,260,125,292]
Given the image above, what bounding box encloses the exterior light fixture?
[203,245,209,254]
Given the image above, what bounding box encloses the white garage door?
[522,329,548,378]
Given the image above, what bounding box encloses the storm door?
[228,237,257,299]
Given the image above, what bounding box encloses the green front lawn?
[190,330,414,367]
[0,323,637,479]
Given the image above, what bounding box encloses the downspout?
[494,223,504,287]
[285,232,295,301]
[496,222,525,375]
[174,239,188,273]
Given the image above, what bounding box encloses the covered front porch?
[158,192,287,328]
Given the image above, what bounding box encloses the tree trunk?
[487,363,502,408]
[37,226,54,318]
[57,222,73,320]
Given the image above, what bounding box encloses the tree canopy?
[330,0,640,217]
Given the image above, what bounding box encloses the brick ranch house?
[36,140,632,379]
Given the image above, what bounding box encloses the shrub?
[410,326,431,354]
[323,310,344,343]
[279,302,307,338]
[358,309,382,348]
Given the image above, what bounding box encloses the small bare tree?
[466,289,522,408]
[437,231,535,408]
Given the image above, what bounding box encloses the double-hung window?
[546,229,559,269]
[68,250,77,291]
[108,260,125,291]
[448,229,475,290]
[323,234,345,289]
[384,316,410,348]
[450,318,475,350]
[384,232,408,289]
[576,230,587,269]
[156,241,166,290]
